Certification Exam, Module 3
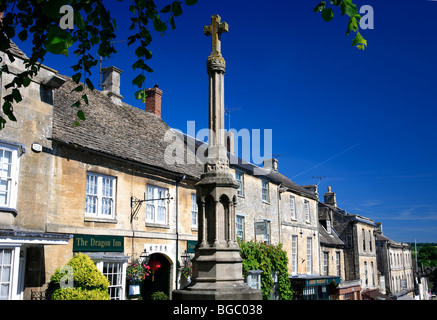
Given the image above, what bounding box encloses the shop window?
[0,248,13,300]
[85,172,116,219]
[95,260,126,300]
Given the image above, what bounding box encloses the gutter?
[175,174,186,290]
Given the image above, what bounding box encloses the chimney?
[145,84,163,117]
[375,222,383,235]
[102,66,123,106]
[263,158,278,172]
[324,186,337,207]
[302,185,319,198]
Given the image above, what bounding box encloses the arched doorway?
[142,253,171,299]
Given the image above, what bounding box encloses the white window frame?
[336,251,341,276]
[191,193,198,228]
[326,220,331,234]
[146,185,168,225]
[236,214,245,241]
[323,252,329,276]
[304,200,310,223]
[290,195,296,220]
[0,144,20,210]
[95,260,127,300]
[85,172,116,219]
[235,171,244,197]
[291,235,298,275]
[261,180,269,203]
[307,237,312,274]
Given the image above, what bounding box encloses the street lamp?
[140,249,150,265]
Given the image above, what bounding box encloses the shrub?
[239,240,293,300]
[48,253,110,300]
[150,291,169,300]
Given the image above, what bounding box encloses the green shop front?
[73,234,129,300]
[289,275,341,300]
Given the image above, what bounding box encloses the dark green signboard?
[187,240,197,253]
[73,234,124,252]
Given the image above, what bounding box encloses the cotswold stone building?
[375,223,415,299]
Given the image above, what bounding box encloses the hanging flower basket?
[181,261,192,279]
[126,259,150,298]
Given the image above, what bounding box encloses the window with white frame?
[323,252,329,275]
[146,185,168,225]
[85,172,116,219]
[0,145,20,209]
[291,235,298,275]
[0,248,13,300]
[95,260,126,300]
[236,215,245,241]
[326,220,331,234]
[261,180,269,202]
[290,196,296,220]
[304,200,310,222]
[336,251,341,276]
[235,171,244,196]
[191,193,198,228]
[307,237,312,274]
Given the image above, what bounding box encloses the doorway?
[142,253,171,299]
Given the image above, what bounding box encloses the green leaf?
[321,8,334,21]
[74,10,86,30]
[41,0,69,19]
[346,16,358,35]
[170,16,176,30]
[160,4,172,13]
[72,73,81,84]
[18,29,28,41]
[73,120,80,127]
[71,101,81,108]
[81,94,89,104]
[12,89,22,103]
[185,0,198,5]
[153,16,167,32]
[352,32,367,49]
[71,85,83,93]
[85,78,94,91]
[132,74,146,88]
[172,2,183,17]
[45,27,73,57]
[135,89,146,102]
[22,77,31,87]
[77,110,86,121]
[313,1,326,12]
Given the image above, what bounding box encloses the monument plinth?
[173,15,262,300]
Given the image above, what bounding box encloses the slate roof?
[319,222,345,247]
[178,132,317,199]
[52,78,203,179]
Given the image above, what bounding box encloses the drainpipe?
[175,174,186,290]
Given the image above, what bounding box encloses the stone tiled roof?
[52,78,203,179]
[319,222,345,247]
[8,40,28,60]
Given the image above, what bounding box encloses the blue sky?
[11,0,437,242]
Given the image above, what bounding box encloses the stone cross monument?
[173,15,261,300]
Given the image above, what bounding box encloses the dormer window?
[326,220,331,234]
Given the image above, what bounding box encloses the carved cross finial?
[204,15,229,56]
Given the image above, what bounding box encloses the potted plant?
[126,259,150,298]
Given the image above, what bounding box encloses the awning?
[362,289,392,300]
[0,230,72,246]
[289,275,341,287]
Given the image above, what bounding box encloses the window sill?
[146,223,170,229]
[84,216,117,224]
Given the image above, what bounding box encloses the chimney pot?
[145,86,163,117]
[263,158,278,172]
